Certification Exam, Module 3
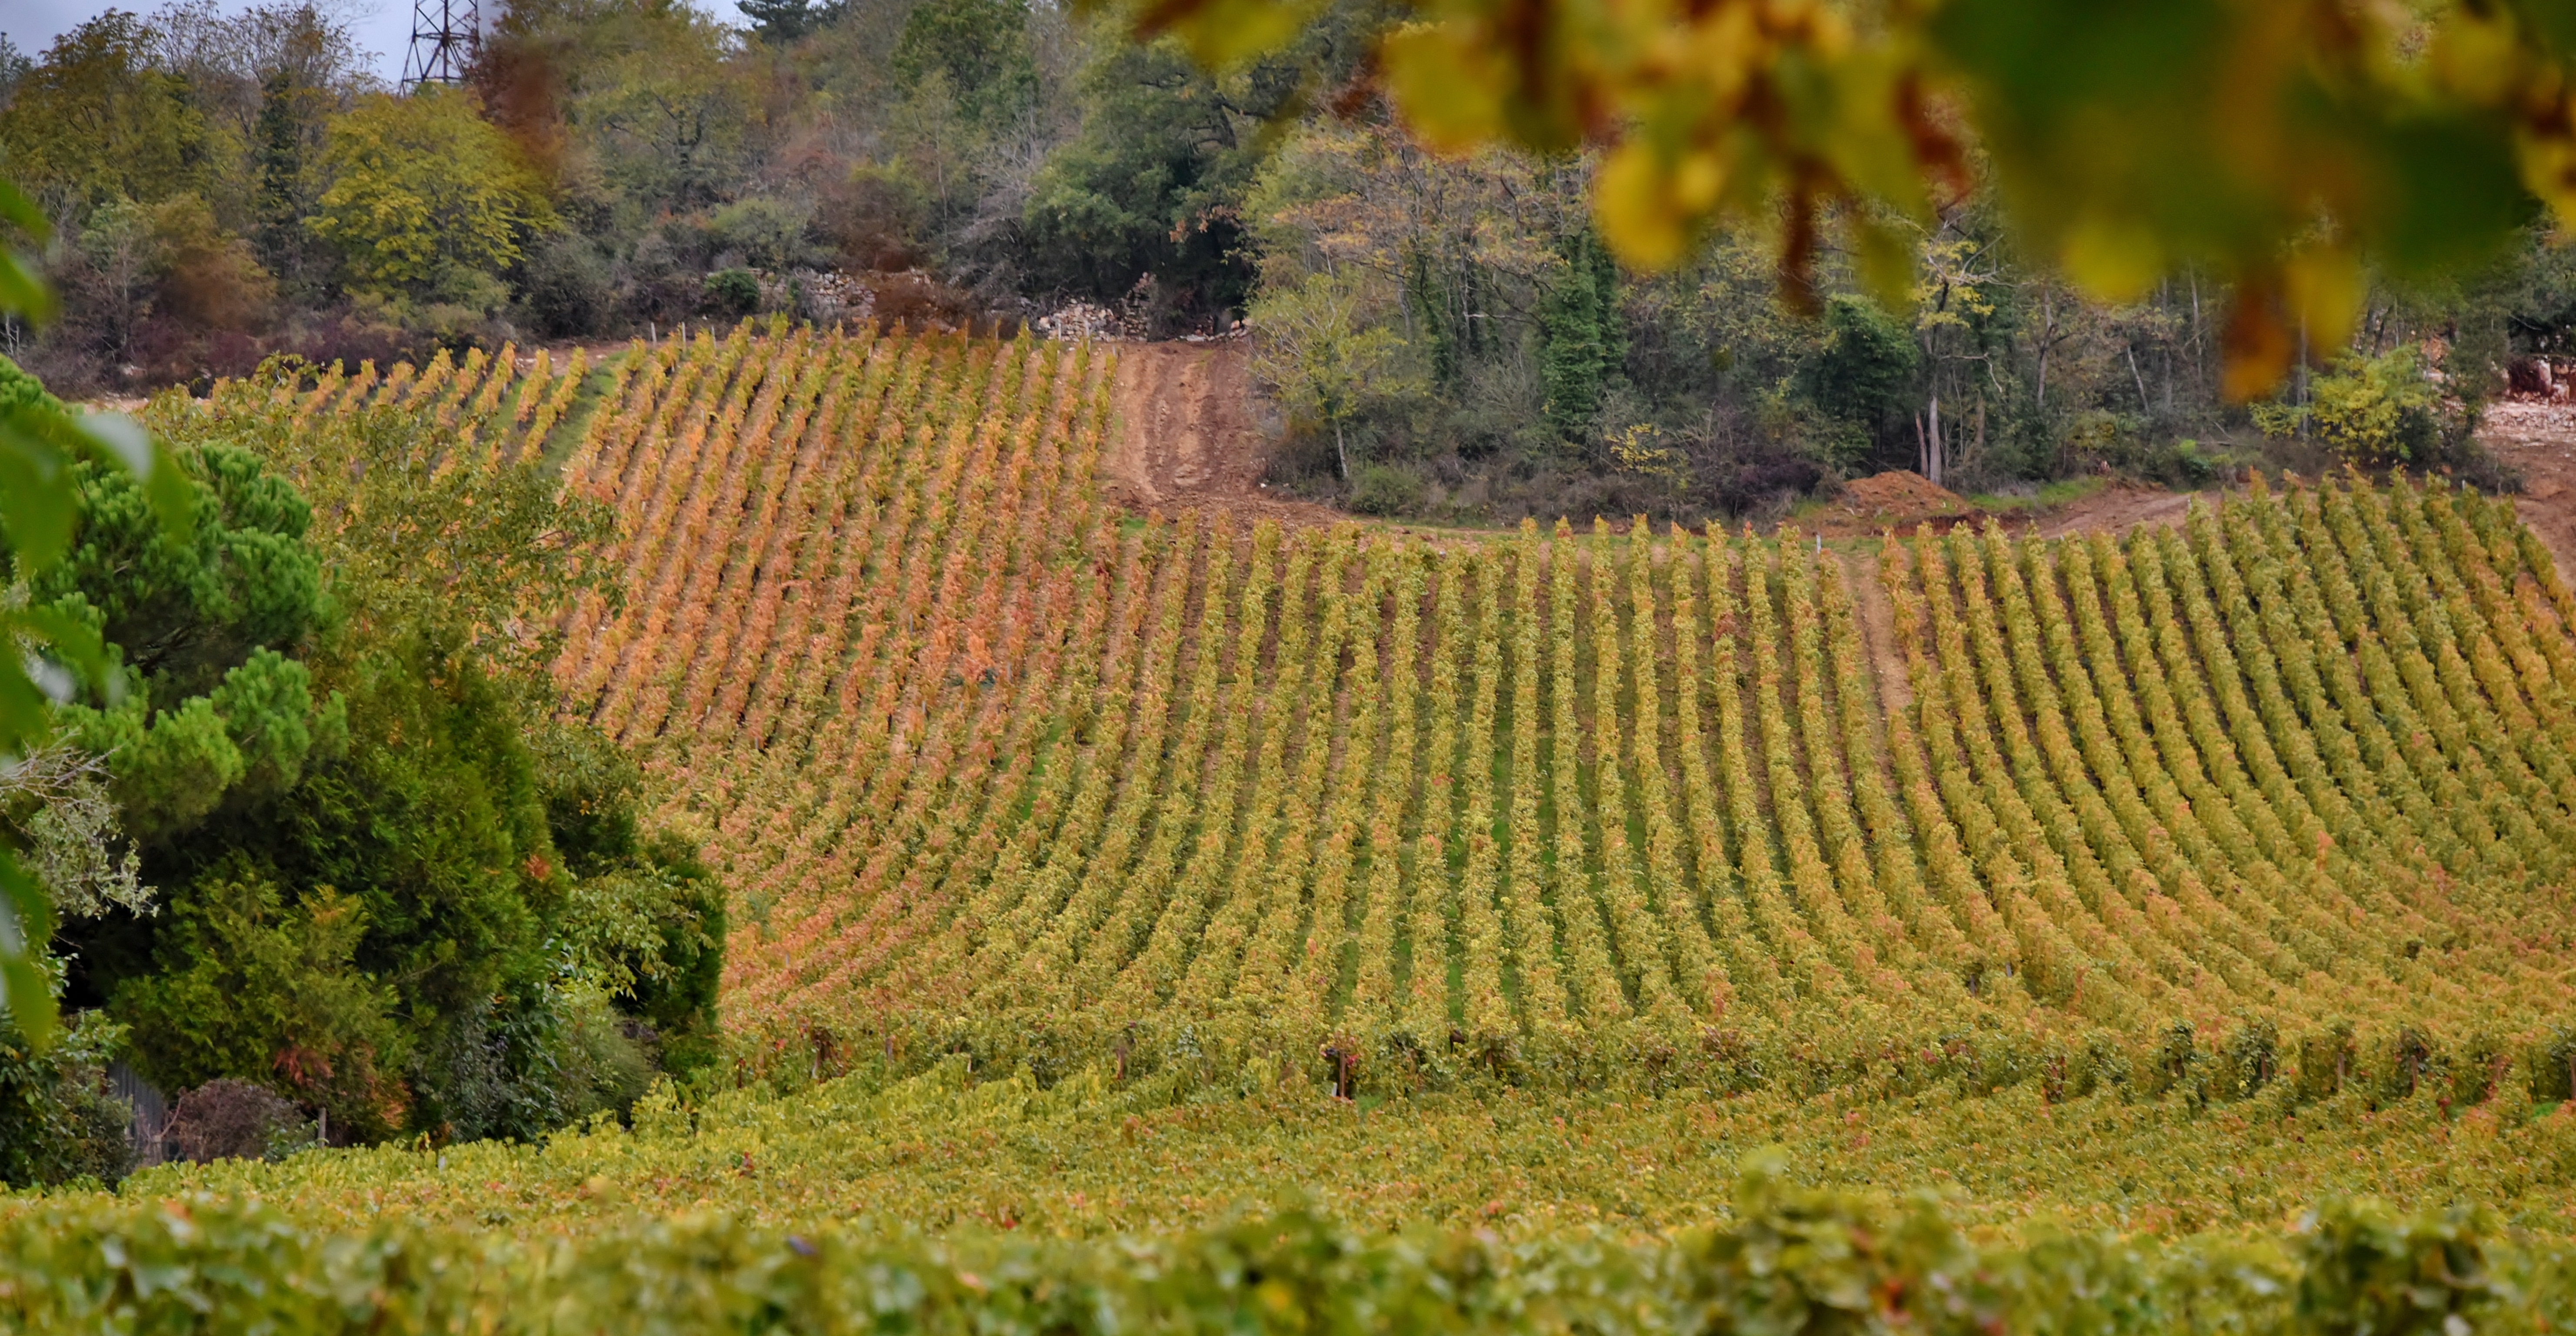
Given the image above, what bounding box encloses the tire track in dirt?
[1839,547,1912,718]
[1106,342,1341,528]
[2029,486,2195,539]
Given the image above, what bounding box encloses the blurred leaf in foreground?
[1105,0,2576,398]
[0,178,190,1047]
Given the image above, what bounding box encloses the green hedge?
[4,1155,2571,1334]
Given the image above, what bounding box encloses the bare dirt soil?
[1839,547,1913,717]
[2478,400,2576,581]
[1814,471,1978,536]
[2029,485,2197,540]
[1106,342,1342,529]
[1817,470,2213,542]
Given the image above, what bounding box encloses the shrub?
[517,235,611,339]
[707,196,815,272]
[1349,462,1427,516]
[166,1078,306,1163]
[822,164,929,270]
[411,986,652,1144]
[113,879,407,1141]
[0,1010,134,1188]
[1697,446,1824,516]
[2165,437,2219,485]
[2255,349,2450,464]
[703,269,762,317]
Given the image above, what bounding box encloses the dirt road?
[1105,342,1341,528]
[1839,548,1913,717]
[2030,486,2196,539]
[1816,470,2209,541]
[2479,401,2576,581]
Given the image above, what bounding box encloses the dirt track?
[1840,548,1913,717]
[1815,470,2211,541]
[2030,486,2196,539]
[1106,342,1341,528]
[2480,401,2576,582]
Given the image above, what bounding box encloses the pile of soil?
[1818,471,1977,535]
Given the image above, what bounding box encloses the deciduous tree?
[309,87,555,305]
[1248,268,1414,479]
[0,14,209,220]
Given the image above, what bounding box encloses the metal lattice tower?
[399,0,479,93]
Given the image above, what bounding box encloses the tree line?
[0,0,1289,379]
[10,1,2576,522]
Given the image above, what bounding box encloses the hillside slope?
[1103,340,1339,528]
[460,326,2576,1102]
[199,325,2576,1098]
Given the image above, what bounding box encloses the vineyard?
[266,338,602,466]
[207,321,2576,1104]
[18,318,2576,1330]
[22,0,2576,1303]
[516,325,2576,1099]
